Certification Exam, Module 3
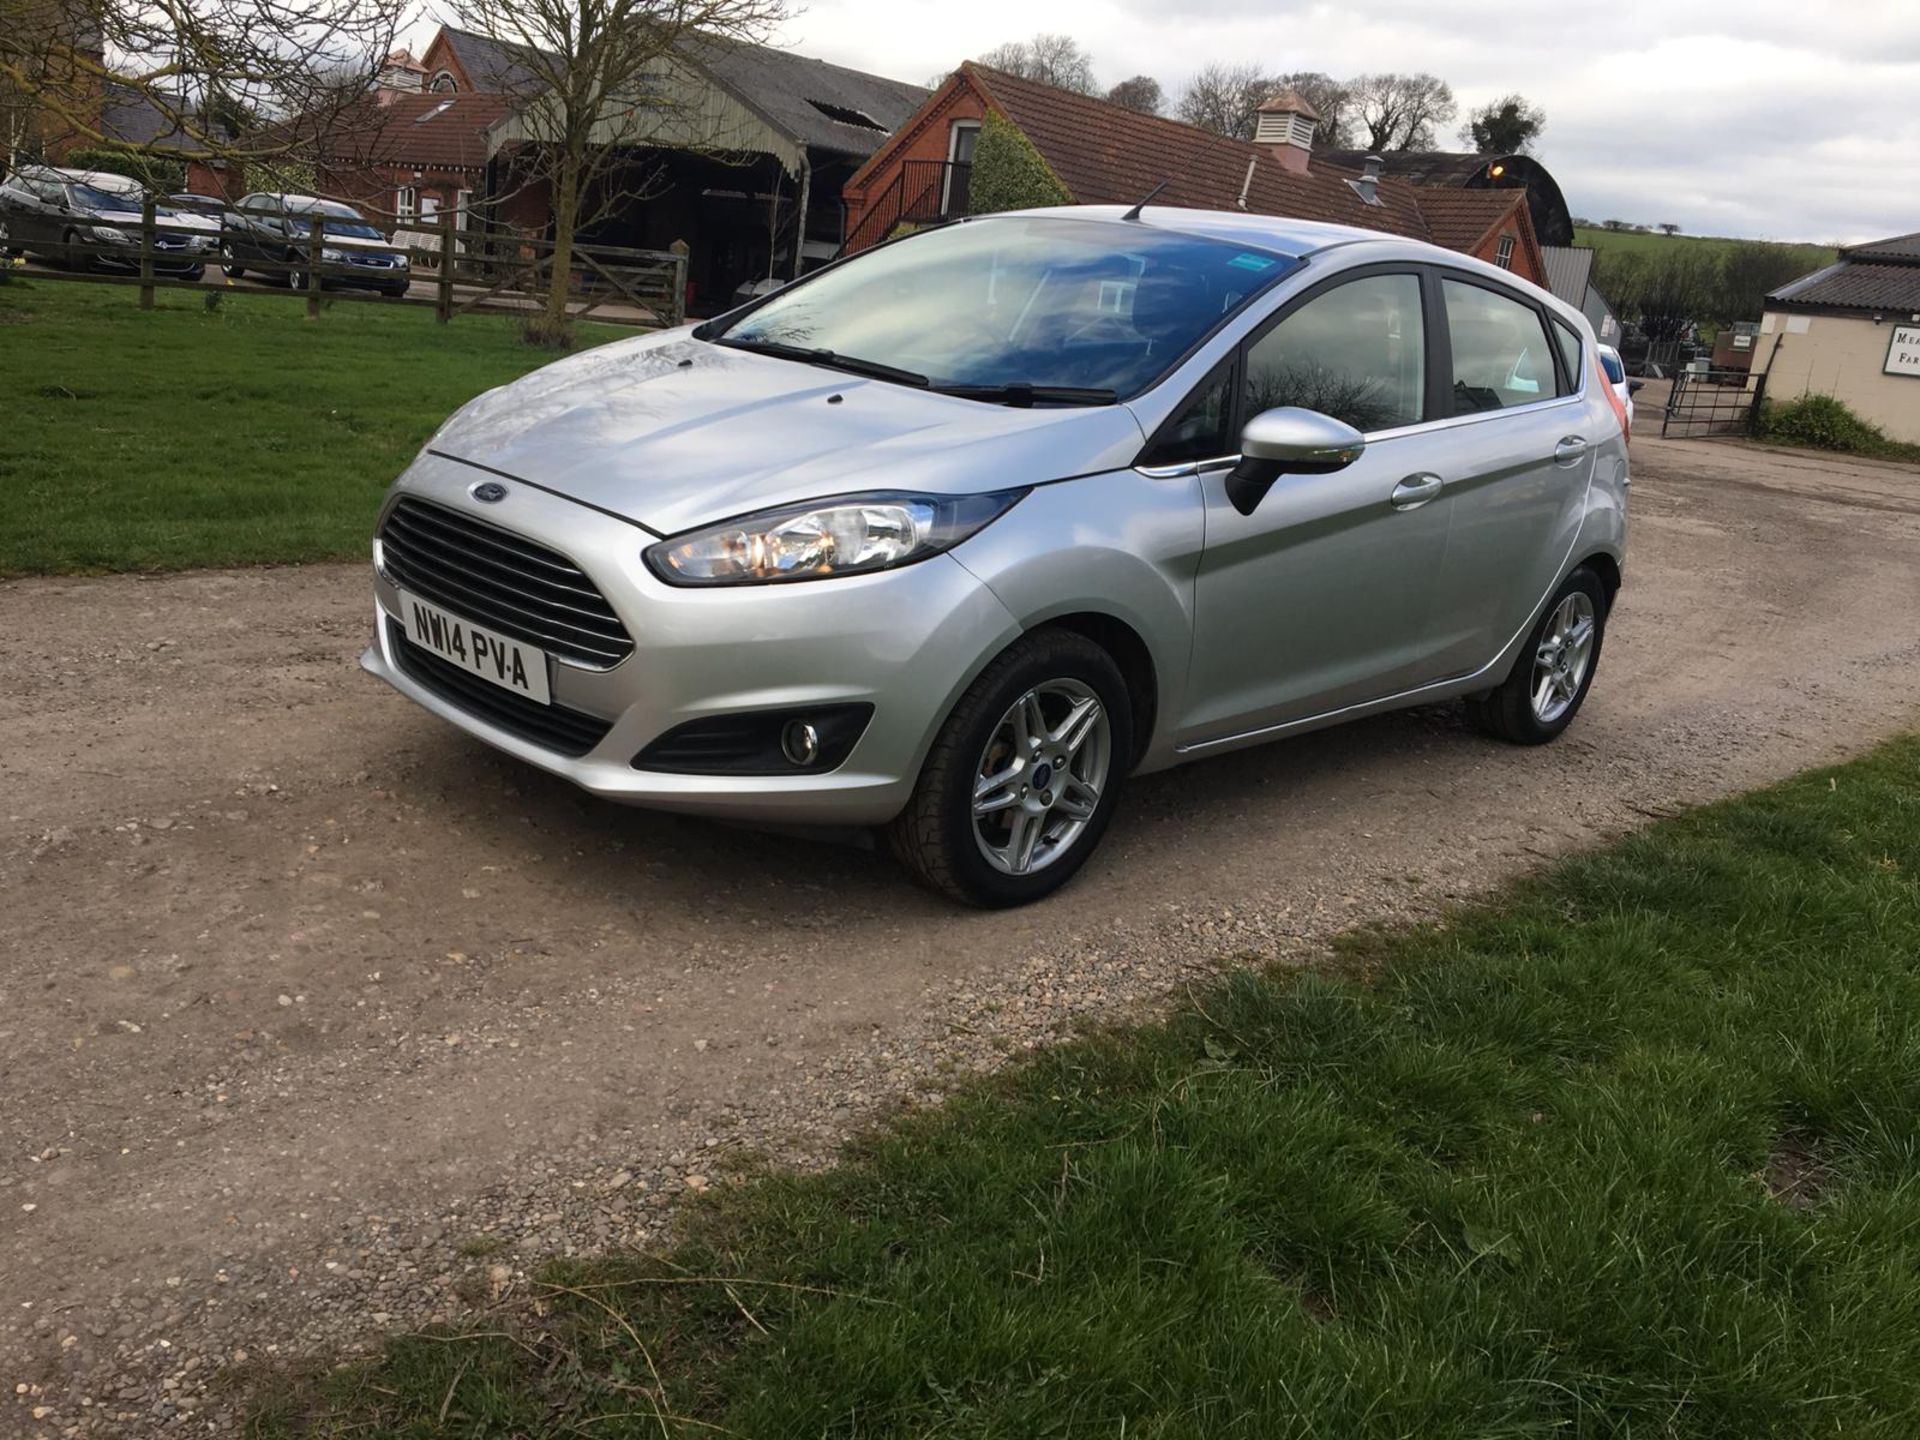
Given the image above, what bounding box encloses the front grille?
[378,497,634,668]
[387,618,613,757]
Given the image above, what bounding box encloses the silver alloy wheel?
[971,678,1112,877]
[1531,591,1597,724]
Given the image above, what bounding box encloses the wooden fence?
[1,196,686,329]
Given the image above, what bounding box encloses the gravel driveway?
[5,437,1919,1435]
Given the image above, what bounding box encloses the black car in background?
[0,164,213,277]
[219,193,410,297]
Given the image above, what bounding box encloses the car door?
[0,178,39,248]
[1416,273,1596,676]
[1179,265,1456,742]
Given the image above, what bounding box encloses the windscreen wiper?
[711,336,928,388]
[932,383,1119,408]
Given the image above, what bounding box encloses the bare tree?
[1176,63,1348,145]
[1460,92,1544,153]
[1174,62,1270,140]
[1105,74,1162,114]
[976,33,1097,94]
[1274,70,1350,147]
[1,0,406,170]
[443,0,789,335]
[1348,72,1455,151]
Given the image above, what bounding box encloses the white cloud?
[768,0,1920,243]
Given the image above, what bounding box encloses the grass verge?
[259,735,1920,1438]
[0,278,631,576]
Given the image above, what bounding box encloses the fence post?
[305,219,323,321]
[138,195,156,311]
[436,207,455,323]
[669,239,689,327]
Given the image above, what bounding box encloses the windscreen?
[287,199,383,240]
[718,216,1300,398]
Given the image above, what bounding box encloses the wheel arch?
[1031,611,1159,768]
[1578,550,1623,609]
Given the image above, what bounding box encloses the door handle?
[1390,473,1444,510]
[1554,436,1590,465]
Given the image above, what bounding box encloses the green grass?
[0,277,632,576]
[1573,225,1837,271]
[258,735,1920,1438]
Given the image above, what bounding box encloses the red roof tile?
[311,93,511,172]
[1411,187,1526,253]
[967,64,1433,244]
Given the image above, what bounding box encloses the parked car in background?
[364,207,1629,906]
[0,164,213,277]
[1596,344,1642,430]
[220,193,410,296]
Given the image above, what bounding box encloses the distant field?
[1572,226,1836,270]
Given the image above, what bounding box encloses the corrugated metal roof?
[1540,244,1595,308]
[689,36,927,159]
[1843,231,1920,264]
[1769,258,1920,314]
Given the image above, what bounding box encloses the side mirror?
[1224,407,1367,516]
[1626,379,1646,395]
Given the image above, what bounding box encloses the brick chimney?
[1254,89,1319,174]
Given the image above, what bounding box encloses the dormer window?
[429,70,457,93]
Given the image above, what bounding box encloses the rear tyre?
[888,630,1132,908]
[63,229,92,273]
[1466,566,1608,745]
[219,241,244,279]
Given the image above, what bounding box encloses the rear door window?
[1550,318,1584,394]
[1442,278,1561,414]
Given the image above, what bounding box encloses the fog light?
[781,719,821,767]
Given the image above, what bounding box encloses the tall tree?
[1176,64,1348,145]
[1105,74,1163,114]
[1174,62,1271,140]
[1348,72,1455,151]
[1,0,405,172]
[1273,70,1350,147]
[442,0,789,337]
[1461,93,1545,153]
[975,33,1097,95]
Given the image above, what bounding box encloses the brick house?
[841,64,1548,287]
[309,91,515,237]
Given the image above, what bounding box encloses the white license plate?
[398,590,551,705]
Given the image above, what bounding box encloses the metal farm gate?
[1662,368,1766,439]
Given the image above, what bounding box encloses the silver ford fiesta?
[363,206,1628,906]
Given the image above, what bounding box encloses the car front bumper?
[360,451,1022,824]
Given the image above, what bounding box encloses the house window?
[943,119,980,216]
[1495,233,1516,270]
[428,70,457,93]
[396,185,418,222]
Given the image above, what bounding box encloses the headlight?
[89,225,133,244]
[394,252,410,268]
[645,490,1027,586]
[323,246,348,263]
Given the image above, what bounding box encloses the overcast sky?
[417,0,1920,244]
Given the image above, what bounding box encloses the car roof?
[17,164,142,191]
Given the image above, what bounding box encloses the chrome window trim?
[1136,391,1584,479]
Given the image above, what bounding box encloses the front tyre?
[888,629,1132,907]
[219,241,244,279]
[1466,566,1608,745]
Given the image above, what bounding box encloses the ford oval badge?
[472,481,509,504]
